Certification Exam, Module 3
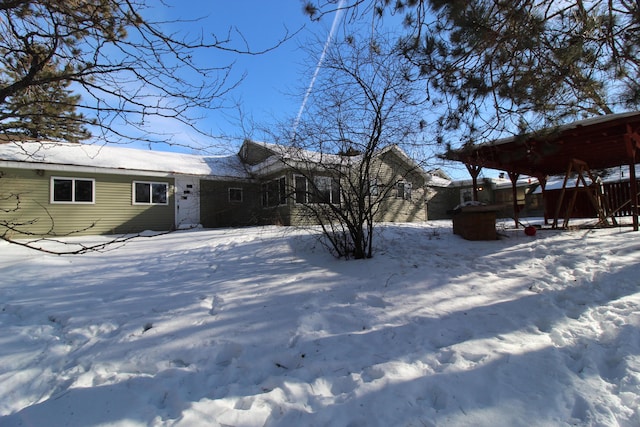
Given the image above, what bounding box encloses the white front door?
[175,176,200,229]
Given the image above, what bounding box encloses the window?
[311,176,340,204]
[294,175,307,204]
[51,177,95,203]
[369,178,379,196]
[396,181,412,200]
[133,181,168,205]
[261,176,286,207]
[278,176,286,205]
[311,176,332,204]
[295,175,340,204]
[229,187,243,202]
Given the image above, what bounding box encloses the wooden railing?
[603,181,640,217]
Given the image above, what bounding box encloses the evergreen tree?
[304,1,640,141]
[0,0,288,145]
[1,61,92,142]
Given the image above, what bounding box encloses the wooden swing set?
[444,112,640,231]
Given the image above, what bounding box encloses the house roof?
[450,175,538,189]
[244,140,354,167]
[530,164,640,193]
[444,111,640,177]
[243,139,431,179]
[1,139,431,183]
[0,141,249,179]
[425,174,452,188]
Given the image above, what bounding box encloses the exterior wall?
[255,169,346,227]
[375,191,427,222]
[444,179,543,219]
[426,185,459,219]
[199,179,261,228]
[494,185,544,218]
[456,178,496,205]
[256,171,293,226]
[256,152,429,226]
[371,150,427,222]
[494,185,527,218]
[0,167,174,237]
[1,144,432,237]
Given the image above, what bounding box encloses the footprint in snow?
[330,374,358,395]
[215,342,243,367]
[200,295,224,315]
[357,295,391,309]
[361,366,385,383]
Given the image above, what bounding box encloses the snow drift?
[0,221,638,426]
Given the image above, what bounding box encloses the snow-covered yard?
[0,221,639,426]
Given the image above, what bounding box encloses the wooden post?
[552,162,573,229]
[465,164,482,201]
[538,176,548,225]
[508,172,520,228]
[625,124,639,231]
[630,163,639,231]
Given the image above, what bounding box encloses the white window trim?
[132,181,169,206]
[229,187,243,203]
[50,176,95,204]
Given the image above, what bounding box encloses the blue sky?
[139,1,477,179]
[156,1,321,147]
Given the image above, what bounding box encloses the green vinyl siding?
[0,168,174,237]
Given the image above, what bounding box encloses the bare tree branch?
[0,0,297,145]
[266,34,432,259]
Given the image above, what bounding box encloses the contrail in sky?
[292,0,345,140]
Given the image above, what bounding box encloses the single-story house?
[425,172,543,220]
[0,139,435,237]
[240,140,432,226]
[421,169,456,220]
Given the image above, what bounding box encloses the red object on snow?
[524,225,537,236]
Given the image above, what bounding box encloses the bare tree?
[0,0,292,145]
[0,1,295,252]
[270,34,430,259]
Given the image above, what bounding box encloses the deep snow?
[0,220,639,426]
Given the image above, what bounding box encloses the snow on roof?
[480,111,640,148]
[426,174,451,187]
[492,176,538,189]
[450,176,537,188]
[249,140,353,166]
[0,141,249,178]
[531,164,640,193]
[248,140,427,173]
